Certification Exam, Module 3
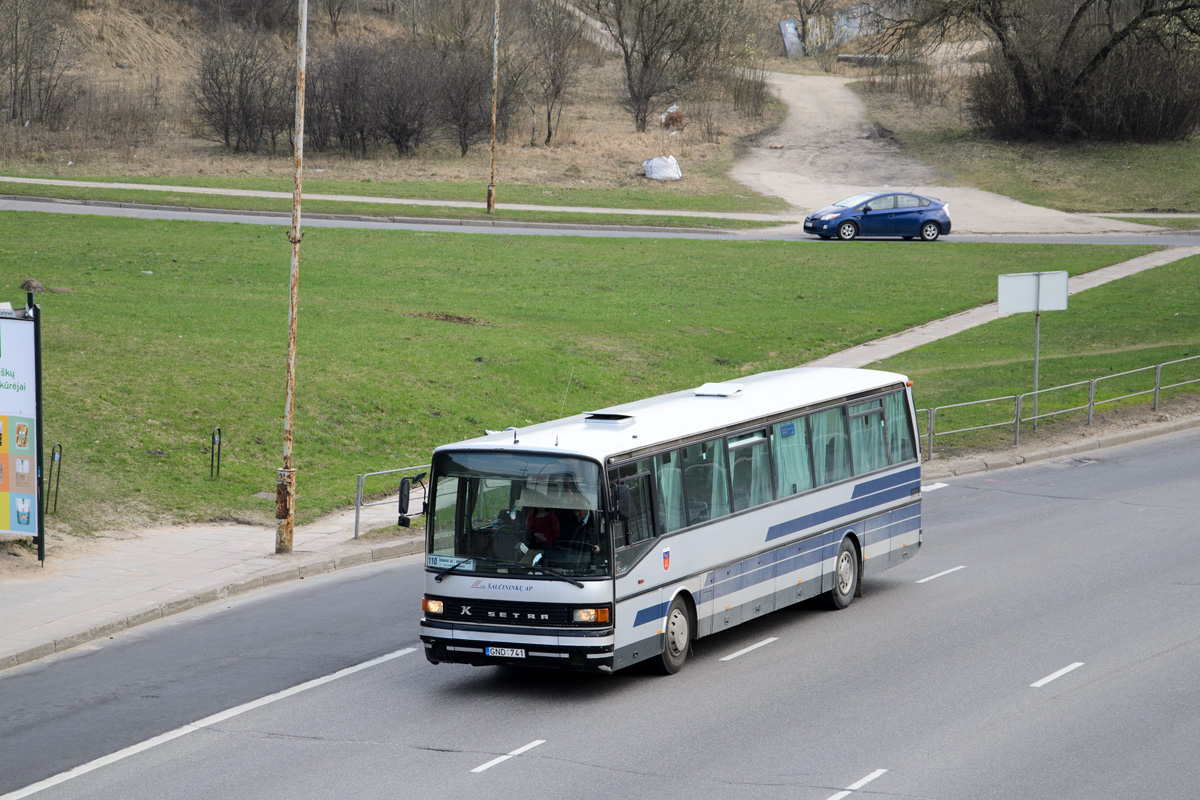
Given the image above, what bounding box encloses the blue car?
[804,191,951,241]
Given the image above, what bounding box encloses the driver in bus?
[566,507,601,555]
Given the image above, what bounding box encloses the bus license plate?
[486,647,525,659]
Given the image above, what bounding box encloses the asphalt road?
[2,428,1198,800]
[3,197,1200,245]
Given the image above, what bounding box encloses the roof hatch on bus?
[694,382,743,397]
[583,412,635,424]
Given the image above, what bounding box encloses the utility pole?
[277,0,309,554]
[487,0,500,213]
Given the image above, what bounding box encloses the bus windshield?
[428,451,610,579]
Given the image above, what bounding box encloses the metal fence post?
[927,408,935,462]
[1154,364,1162,411]
[1087,380,1096,425]
[1014,395,1022,446]
[354,473,365,539]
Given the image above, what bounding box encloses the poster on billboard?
[0,306,39,541]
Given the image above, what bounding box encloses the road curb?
[922,415,1200,480]
[0,193,727,235]
[1,535,423,673]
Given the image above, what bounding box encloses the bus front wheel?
[657,595,691,674]
[827,537,859,610]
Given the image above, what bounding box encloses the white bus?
[418,367,921,674]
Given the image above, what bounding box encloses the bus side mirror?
[397,471,428,528]
[397,477,411,527]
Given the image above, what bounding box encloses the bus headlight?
[423,598,444,614]
[573,608,610,623]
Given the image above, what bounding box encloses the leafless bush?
[369,40,439,156]
[0,0,77,128]
[192,27,291,153]
[729,62,768,119]
[67,75,171,147]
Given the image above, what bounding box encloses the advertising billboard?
[0,310,38,538]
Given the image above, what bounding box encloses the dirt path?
[730,73,1154,236]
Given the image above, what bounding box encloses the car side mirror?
[862,204,873,212]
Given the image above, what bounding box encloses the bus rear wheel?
[827,537,859,610]
[657,595,691,674]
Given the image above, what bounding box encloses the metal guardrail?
[917,354,1200,460]
[353,464,430,539]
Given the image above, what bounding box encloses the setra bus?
[417,366,922,674]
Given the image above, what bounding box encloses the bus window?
[885,390,917,463]
[681,439,730,526]
[848,399,887,475]
[654,451,686,534]
[610,460,656,575]
[772,417,814,497]
[811,406,852,486]
[729,431,773,512]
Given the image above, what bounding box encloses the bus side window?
[610,461,657,574]
[884,390,917,463]
[811,406,852,486]
[848,399,887,475]
[772,417,814,497]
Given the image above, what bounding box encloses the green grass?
[874,254,1200,452]
[0,171,790,215]
[854,87,1200,213]
[0,182,788,230]
[0,211,1154,532]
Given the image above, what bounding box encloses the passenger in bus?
[526,507,560,549]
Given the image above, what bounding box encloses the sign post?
[998,271,1069,431]
[0,295,43,560]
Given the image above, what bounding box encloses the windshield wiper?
[486,558,585,588]
[434,559,473,582]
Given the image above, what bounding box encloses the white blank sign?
[998,271,1069,315]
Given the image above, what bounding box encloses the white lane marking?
[719,637,779,662]
[1,647,417,800]
[827,768,888,800]
[916,565,966,584]
[1031,662,1085,688]
[471,739,546,773]
[921,482,948,492]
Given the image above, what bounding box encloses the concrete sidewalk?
[0,497,422,672]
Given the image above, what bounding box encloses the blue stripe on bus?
[851,466,921,499]
[633,601,671,628]
[765,479,919,542]
[632,503,921,626]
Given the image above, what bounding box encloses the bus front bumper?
[420,619,615,672]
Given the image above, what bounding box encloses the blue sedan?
[803,191,951,241]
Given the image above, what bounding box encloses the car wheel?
[836,221,858,241]
[920,221,941,241]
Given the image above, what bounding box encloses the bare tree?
[192,26,290,152]
[370,41,439,155]
[874,0,1200,140]
[0,0,76,127]
[527,0,584,144]
[586,0,736,132]
[319,0,352,36]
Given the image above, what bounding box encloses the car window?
[834,193,876,208]
[896,194,921,208]
[868,195,896,210]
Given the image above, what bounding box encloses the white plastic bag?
[641,155,682,181]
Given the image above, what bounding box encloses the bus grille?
[432,597,572,627]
